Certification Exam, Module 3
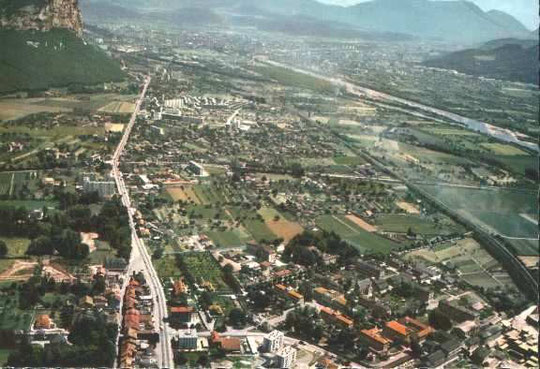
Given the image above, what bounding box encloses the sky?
[318,0,539,30]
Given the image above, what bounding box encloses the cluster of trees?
[284,306,325,342]
[27,230,88,260]
[0,193,131,261]
[7,310,117,367]
[284,230,358,266]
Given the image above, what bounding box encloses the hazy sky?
[318,0,538,30]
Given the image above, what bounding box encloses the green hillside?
[0,29,125,93]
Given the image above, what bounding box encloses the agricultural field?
[165,186,200,204]
[0,293,34,331]
[98,101,136,114]
[420,185,538,243]
[206,230,244,248]
[180,252,231,293]
[333,155,366,166]
[0,237,30,257]
[480,143,529,156]
[373,214,463,235]
[0,349,12,366]
[165,184,231,205]
[405,238,515,289]
[155,256,183,280]
[0,99,70,121]
[316,215,400,254]
[0,171,40,198]
[258,207,303,243]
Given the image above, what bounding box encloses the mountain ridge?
[83,0,531,43]
[0,0,83,36]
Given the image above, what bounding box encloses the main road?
[112,76,175,369]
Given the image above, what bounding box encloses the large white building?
[82,176,116,198]
[263,330,284,353]
[276,346,297,368]
[177,329,198,350]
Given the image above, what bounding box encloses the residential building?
[177,329,198,350]
[82,176,116,198]
[263,330,284,353]
[276,346,297,369]
[360,328,392,352]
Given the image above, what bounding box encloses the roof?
[441,339,462,354]
[314,287,329,295]
[34,314,51,328]
[288,290,303,300]
[335,314,354,327]
[361,328,392,345]
[386,321,410,336]
[219,337,241,351]
[335,296,347,306]
[171,306,194,313]
[426,350,446,366]
[320,306,335,316]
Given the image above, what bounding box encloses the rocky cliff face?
[0,0,83,36]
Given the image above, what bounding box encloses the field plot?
[316,215,399,254]
[206,230,244,248]
[0,237,29,257]
[422,127,478,136]
[333,156,365,166]
[180,252,231,293]
[345,214,377,232]
[420,185,538,246]
[395,201,420,214]
[480,143,529,156]
[0,294,34,331]
[374,214,462,235]
[258,207,303,243]
[0,100,70,121]
[0,199,56,210]
[155,256,183,279]
[165,186,202,204]
[405,238,515,289]
[398,143,471,165]
[104,123,125,133]
[98,101,136,114]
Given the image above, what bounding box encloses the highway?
[111,76,175,369]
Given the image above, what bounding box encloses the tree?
[428,309,452,331]
[229,308,246,327]
[0,240,7,258]
[26,236,54,256]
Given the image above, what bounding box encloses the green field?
[0,237,30,257]
[420,185,538,249]
[374,214,462,235]
[181,252,231,293]
[316,215,399,254]
[0,199,57,210]
[206,230,243,248]
[481,143,529,156]
[254,63,335,94]
[155,256,183,280]
[0,294,34,331]
[243,219,278,243]
[333,156,366,166]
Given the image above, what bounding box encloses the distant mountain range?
[83,0,534,43]
[424,39,539,84]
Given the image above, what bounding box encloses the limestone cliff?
[0,0,83,36]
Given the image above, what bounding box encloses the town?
[0,1,538,369]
